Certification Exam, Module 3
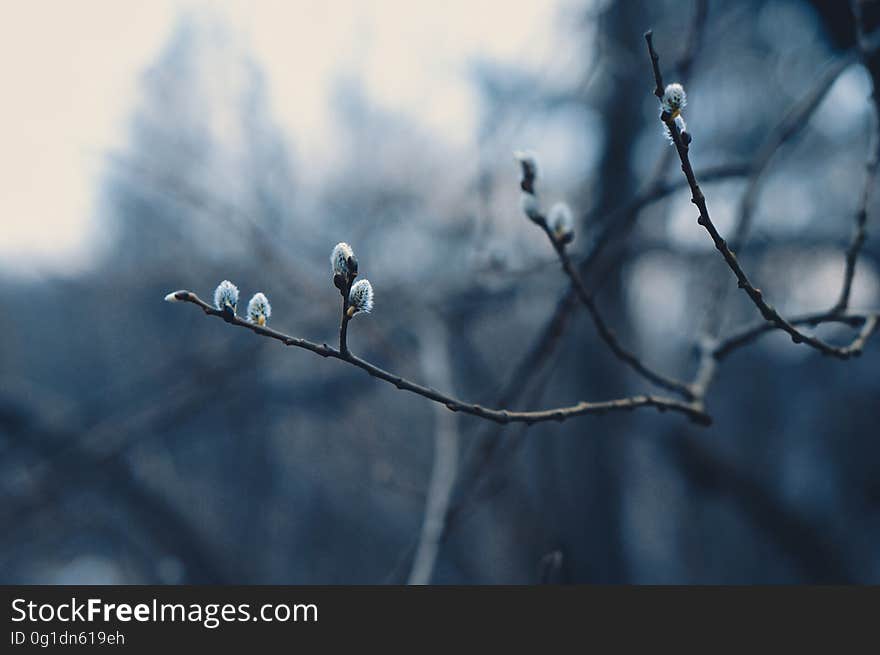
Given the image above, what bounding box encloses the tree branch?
[339,279,353,355]
[644,31,879,361]
[165,290,712,425]
[531,211,695,400]
[713,311,878,361]
[835,138,879,312]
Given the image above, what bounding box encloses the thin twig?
[689,310,878,400]
[834,2,880,312]
[532,212,696,400]
[166,290,712,425]
[835,140,879,312]
[576,162,752,287]
[713,310,878,361]
[339,278,353,355]
[700,53,860,334]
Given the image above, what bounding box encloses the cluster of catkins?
[178,243,374,327]
[514,150,575,245]
[209,280,272,326]
[330,242,373,317]
[661,82,689,144]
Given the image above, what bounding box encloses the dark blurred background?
[1,0,879,584]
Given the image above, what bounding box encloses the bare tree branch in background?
[663,429,855,583]
[834,0,880,313]
[407,318,460,585]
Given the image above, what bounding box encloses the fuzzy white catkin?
[548,202,574,240]
[520,192,543,222]
[348,279,374,315]
[246,292,272,326]
[331,242,355,277]
[661,83,687,115]
[213,280,239,312]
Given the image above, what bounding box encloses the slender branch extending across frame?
[645,30,879,360]
[686,309,878,405]
[165,290,712,425]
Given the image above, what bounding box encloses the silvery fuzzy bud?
[331,242,358,278]
[213,280,239,315]
[347,279,374,317]
[548,202,575,244]
[520,192,543,224]
[661,83,687,117]
[246,292,272,326]
[331,242,358,291]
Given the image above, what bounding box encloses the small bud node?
[164,291,185,303]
